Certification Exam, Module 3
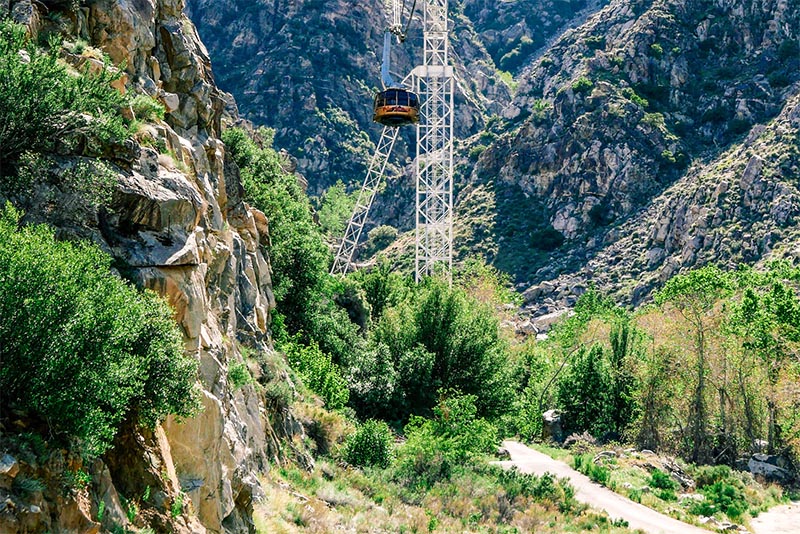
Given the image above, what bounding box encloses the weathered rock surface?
[1,0,299,532]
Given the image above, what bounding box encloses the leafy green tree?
[0,204,199,456]
[655,266,732,463]
[556,345,613,436]
[0,21,129,181]
[315,180,356,238]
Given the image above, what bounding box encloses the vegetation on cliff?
[0,204,199,457]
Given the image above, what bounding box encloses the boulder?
[541,409,564,443]
[747,453,795,483]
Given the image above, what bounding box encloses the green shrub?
[691,481,747,519]
[0,21,129,177]
[649,469,678,490]
[365,225,398,255]
[572,454,610,485]
[0,204,199,456]
[228,361,253,390]
[571,76,594,94]
[498,469,577,512]
[344,419,393,468]
[394,392,498,490]
[649,43,664,59]
[694,465,732,488]
[284,339,349,410]
[129,94,165,122]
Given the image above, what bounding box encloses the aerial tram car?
[372,2,420,126]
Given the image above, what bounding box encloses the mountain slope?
[459,0,799,291]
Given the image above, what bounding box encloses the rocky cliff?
[0,1,298,532]
[463,0,800,307]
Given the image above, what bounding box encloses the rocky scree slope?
[459,0,799,304]
[0,1,312,533]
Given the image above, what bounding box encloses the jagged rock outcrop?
[458,0,799,292]
[1,0,304,532]
[525,91,800,312]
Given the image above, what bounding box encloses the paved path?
[750,500,800,533]
[497,440,713,534]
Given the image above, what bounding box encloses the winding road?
[498,440,714,534]
[498,440,800,534]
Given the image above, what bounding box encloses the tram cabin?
[373,88,420,126]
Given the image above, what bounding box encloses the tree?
[0,204,199,456]
[655,266,732,463]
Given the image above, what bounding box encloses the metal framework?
[331,0,454,282]
[412,0,453,281]
[330,126,399,275]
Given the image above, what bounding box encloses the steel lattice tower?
[412,0,454,282]
[332,0,454,282]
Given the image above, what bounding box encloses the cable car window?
[398,92,409,106]
[409,93,418,107]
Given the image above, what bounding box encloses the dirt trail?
[498,440,713,534]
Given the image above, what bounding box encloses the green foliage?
[171,492,184,518]
[373,278,513,421]
[315,180,356,238]
[225,127,331,336]
[621,87,648,108]
[649,43,664,59]
[572,454,610,485]
[778,40,799,61]
[691,481,746,519]
[228,361,253,390]
[649,469,677,491]
[498,469,577,512]
[557,345,614,436]
[62,468,92,492]
[344,419,393,468]
[284,339,349,410]
[364,224,398,256]
[0,21,129,178]
[394,392,497,490]
[571,76,594,94]
[129,94,165,122]
[0,204,199,456]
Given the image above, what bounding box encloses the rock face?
[457,0,800,299]
[2,1,291,532]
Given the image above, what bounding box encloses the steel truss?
[332,0,453,282]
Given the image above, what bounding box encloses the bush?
[344,419,393,468]
[228,361,253,390]
[649,469,678,490]
[0,21,129,177]
[691,481,747,519]
[571,76,594,94]
[284,339,349,410]
[129,94,165,122]
[394,393,498,490]
[0,204,199,456]
[572,454,610,485]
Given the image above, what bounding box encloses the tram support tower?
[330,0,454,282]
[412,0,454,282]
